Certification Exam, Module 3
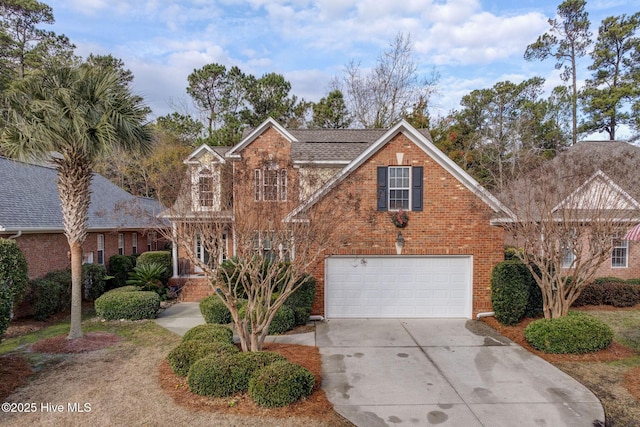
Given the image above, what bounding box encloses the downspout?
[476,311,495,320]
[8,230,22,240]
[309,315,324,322]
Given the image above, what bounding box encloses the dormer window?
[198,167,214,207]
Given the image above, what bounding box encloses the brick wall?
[308,133,504,317]
[1,230,151,279]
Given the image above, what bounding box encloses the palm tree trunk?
[68,242,84,339]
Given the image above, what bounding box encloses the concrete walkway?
[154,303,605,426]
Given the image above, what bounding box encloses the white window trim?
[147,232,157,252]
[97,234,105,265]
[561,245,575,269]
[118,233,125,255]
[388,166,411,211]
[612,237,628,268]
[132,233,138,255]
[254,167,288,202]
[192,164,219,211]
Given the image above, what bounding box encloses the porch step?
[169,277,215,302]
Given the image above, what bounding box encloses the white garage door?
[325,256,472,318]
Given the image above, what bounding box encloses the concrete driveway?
[316,319,605,427]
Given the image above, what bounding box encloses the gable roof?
[286,120,514,220]
[553,170,640,212]
[184,144,227,164]
[0,157,164,233]
[226,117,298,158]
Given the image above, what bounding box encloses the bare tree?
[334,33,438,128]
[166,151,359,351]
[497,144,640,318]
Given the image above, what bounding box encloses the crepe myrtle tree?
[496,153,640,318]
[168,156,359,351]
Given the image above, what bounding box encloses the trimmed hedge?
[524,312,614,354]
[0,286,12,340]
[491,260,532,326]
[182,324,234,345]
[0,239,29,307]
[200,295,233,324]
[283,275,316,326]
[94,290,160,321]
[573,278,640,308]
[248,361,315,407]
[29,269,72,321]
[167,340,239,377]
[106,285,141,293]
[136,251,171,285]
[267,305,295,335]
[187,350,286,397]
[82,263,108,301]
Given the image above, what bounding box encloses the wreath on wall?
[391,210,408,228]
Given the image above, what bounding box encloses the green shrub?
[187,350,286,397]
[106,285,141,293]
[126,262,168,298]
[29,269,72,320]
[200,295,232,324]
[0,239,29,307]
[268,305,295,335]
[248,361,315,407]
[284,275,316,326]
[182,324,234,345]
[107,254,134,289]
[0,286,12,340]
[82,263,108,301]
[136,251,171,285]
[94,290,160,321]
[572,282,604,306]
[491,260,532,326]
[524,312,614,354]
[167,340,239,377]
[603,282,640,307]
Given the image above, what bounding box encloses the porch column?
[171,222,179,278]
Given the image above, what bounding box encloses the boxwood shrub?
[187,350,286,397]
[0,238,29,308]
[573,278,640,308]
[283,275,316,326]
[268,305,295,335]
[29,270,72,320]
[182,324,234,345]
[107,254,135,289]
[248,360,315,407]
[491,260,532,325]
[94,290,160,321]
[106,285,141,293]
[200,295,232,324]
[167,340,239,377]
[524,312,613,354]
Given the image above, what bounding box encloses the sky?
[44,0,640,134]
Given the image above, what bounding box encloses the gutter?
[8,230,22,239]
[476,311,495,320]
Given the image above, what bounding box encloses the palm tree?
[1,63,152,339]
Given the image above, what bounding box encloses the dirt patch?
[30,332,121,354]
[624,367,640,401]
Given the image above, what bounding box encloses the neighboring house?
[498,140,640,280]
[0,156,164,279]
[166,118,512,318]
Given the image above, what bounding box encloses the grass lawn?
[484,307,640,427]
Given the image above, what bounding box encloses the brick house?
[498,140,640,281]
[0,156,164,279]
[167,118,512,318]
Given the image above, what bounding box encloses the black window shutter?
[412,166,423,211]
[377,166,388,211]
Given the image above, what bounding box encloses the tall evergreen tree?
[525,0,591,145]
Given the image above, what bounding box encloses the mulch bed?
[0,355,34,401]
[158,342,337,421]
[481,316,637,363]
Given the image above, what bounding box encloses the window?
[561,245,575,268]
[252,231,291,261]
[377,166,423,212]
[132,233,138,255]
[147,232,157,252]
[118,233,124,255]
[198,168,215,208]
[612,236,628,268]
[254,168,287,201]
[97,234,104,265]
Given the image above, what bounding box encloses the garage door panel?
[326,256,471,318]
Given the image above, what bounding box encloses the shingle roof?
[288,128,433,163]
[0,156,164,232]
